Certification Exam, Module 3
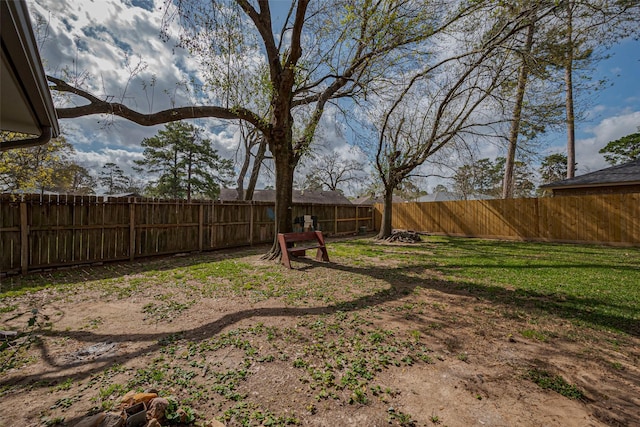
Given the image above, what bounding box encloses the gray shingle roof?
[219,188,352,204]
[352,195,407,205]
[540,159,640,189]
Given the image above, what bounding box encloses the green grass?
[2,237,638,335]
[331,237,640,335]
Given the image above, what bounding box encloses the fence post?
[198,204,204,251]
[20,202,28,274]
[334,205,338,234]
[249,203,254,245]
[355,205,359,233]
[129,202,136,261]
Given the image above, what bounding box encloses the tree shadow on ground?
[2,253,637,391]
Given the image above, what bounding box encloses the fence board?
[385,194,640,246]
[1,196,373,274]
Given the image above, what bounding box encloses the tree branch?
[47,75,266,130]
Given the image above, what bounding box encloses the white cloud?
[574,111,640,172]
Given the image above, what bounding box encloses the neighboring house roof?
[416,191,458,202]
[415,191,494,202]
[103,192,142,199]
[1,0,59,150]
[219,188,353,205]
[352,195,406,205]
[540,159,640,190]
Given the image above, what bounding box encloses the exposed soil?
[1,241,638,427]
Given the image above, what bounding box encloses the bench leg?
[315,247,329,263]
[277,234,292,269]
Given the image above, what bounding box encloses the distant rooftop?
[219,188,352,205]
[351,195,406,205]
[540,159,640,190]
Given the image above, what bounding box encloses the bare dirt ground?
[1,241,639,427]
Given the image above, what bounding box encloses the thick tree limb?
[47,75,265,130]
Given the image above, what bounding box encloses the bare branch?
[47,75,266,130]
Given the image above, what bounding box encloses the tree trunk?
[262,142,295,260]
[236,150,249,201]
[186,152,193,202]
[503,21,535,199]
[245,137,268,201]
[376,186,394,239]
[565,0,576,179]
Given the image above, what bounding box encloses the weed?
[388,408,416,426]
[610,361,624,370]
[143,299,194,322]
[526,368,585,400]
[50,397,77,410]
[349,387,368,404]
[53,378,73,391]
[0,304,17,314]
[521,329,547,341]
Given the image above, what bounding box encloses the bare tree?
[371,7,532,238]
[300,151,363,193]
[46,0,479,258]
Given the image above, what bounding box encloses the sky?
[28,0,640,193]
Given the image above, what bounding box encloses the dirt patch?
[1,244,638,427]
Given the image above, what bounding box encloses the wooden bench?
[277,231,330,269]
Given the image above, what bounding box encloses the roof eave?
[0,0,59,151]
[542,180,640,190]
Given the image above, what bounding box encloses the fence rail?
[380,193,640,246]
[0,194,374,274]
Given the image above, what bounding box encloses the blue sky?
[30,0,640,192]
[543,37,640,173]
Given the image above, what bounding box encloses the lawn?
[1,236,639,426]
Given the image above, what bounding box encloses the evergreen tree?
[98,162,131,194]
[599,131,640,165]
[135,122,234,200]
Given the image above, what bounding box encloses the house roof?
[352,195,406,205]
[219,188,353,205]
[539,159,640,190]
[0,0,59,150]
[417,191,458,202]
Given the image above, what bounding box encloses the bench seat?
[277,231,330,269]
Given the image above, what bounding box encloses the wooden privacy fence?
[380,193,640,246]
[0,194,375,274]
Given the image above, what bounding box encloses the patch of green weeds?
[521,329,547,341]
[143,299,194,322]
[221,402,299,426]
[98,383,125,400]
[610,361,624,370]
[349,386,369,404]
[526,368,585,400]
[83,317,103,329]
[50,396,78,410]
[53,378,74,391]
[387,408,416,426]
[0,304,17,313]
[165,397,196,424]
